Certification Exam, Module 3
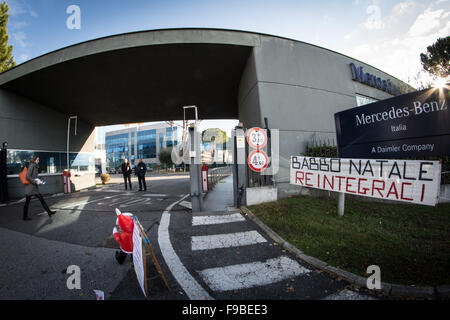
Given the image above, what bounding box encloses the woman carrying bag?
[22,156,57,221]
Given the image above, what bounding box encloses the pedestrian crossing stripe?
[192,213,245,226]
[197,256,310,291]
[191,231,267,251]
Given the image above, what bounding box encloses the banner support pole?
[336,139,345,217]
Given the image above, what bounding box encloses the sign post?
[189,124,203,212]
[336,148,345,217]
[232,125,247,207]
[337,189,345,217]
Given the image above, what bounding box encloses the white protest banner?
[290,156,441,206]
[132,222,146,297]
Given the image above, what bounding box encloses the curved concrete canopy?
[0,29,260,126]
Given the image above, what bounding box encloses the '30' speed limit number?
[246,127,267,149]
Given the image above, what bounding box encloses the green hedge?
[304,144,338,158]
[409,156,450,184]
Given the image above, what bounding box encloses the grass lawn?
[249,195,450,286]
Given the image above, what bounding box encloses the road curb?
[241,206,445,300]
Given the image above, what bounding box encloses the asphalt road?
[0,173,379,301]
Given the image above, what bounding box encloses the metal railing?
[207,166,231,190]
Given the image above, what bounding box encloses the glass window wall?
[7,149,95,175]
[166,127,177,147]
[137,129,156,159]
[105,133,129,170]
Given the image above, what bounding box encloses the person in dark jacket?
[121,158,132,190]
[23,156,56,221]
[135,158,147,191]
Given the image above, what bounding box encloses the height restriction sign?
[248,150,269,172]
[246,127,267,149]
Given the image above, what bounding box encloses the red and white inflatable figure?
[113,208,135,254]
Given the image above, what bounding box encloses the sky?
[4,0,449,142]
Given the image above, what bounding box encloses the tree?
[407,70,433,90]
[158,147,173,169]
[202,128,227,145]
[0,1,15,73]
[420,36,449,80]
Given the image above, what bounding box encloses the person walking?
[135,158,147,191]
[23,156,56,221]
[121,158,132,190]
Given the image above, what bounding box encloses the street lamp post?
[67,116,78,170]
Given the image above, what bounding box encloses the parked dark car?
[175,164,185,172]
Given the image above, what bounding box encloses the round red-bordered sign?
[246,127,267,149]
[248,150,269,172]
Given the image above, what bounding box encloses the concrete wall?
[7,173,96,199]
[0,29,260,86]
[238,48,261,129]
[238,35,414,198]
[7,174,64,199]
[0,88,96,198]
[0,88,95,152]
[246,186,278,206]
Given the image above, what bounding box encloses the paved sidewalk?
[203,175,234,211]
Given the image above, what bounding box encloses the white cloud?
[7,0,27,16]
[13,31,28,47]
[386,0,417,27]
[6,0,38,18]
[339,0,450,87]
[9,20,29,31]
[18,53,28,62]
[407,8,445,36]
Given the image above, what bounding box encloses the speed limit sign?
[246,127,267,149]
[248,150,269,172]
